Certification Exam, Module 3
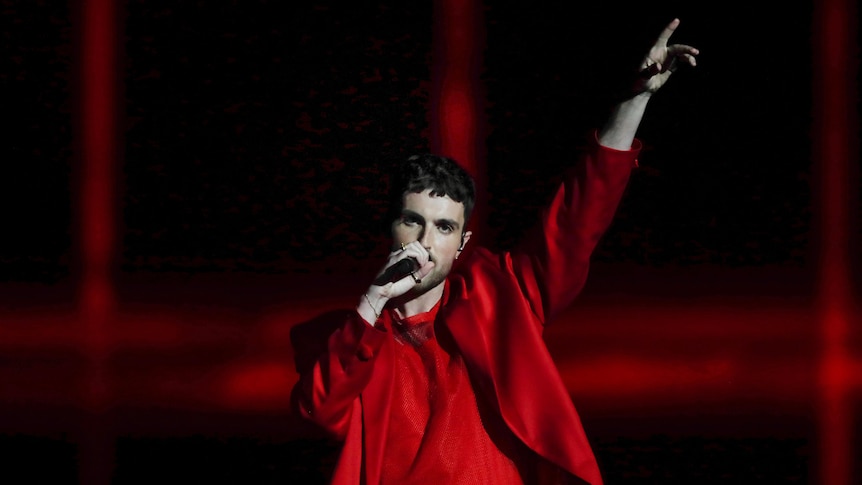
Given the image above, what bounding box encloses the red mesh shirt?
[379,298,533,484]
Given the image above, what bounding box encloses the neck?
[392,281,445,319]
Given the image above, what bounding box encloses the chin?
[414,272,446,295]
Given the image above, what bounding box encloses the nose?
[418,227,433,248]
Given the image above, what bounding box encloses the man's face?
[392,189,471,294]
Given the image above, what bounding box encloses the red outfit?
[291,133,640,484]
[380,295,526,484]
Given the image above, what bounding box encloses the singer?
[291,18,698,484]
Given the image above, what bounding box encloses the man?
[291,18,698,484]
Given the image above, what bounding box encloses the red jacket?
[292,134,640,484]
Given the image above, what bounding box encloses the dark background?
[2,0,859,483]
[3,1,819,279]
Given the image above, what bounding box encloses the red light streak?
[813,0,858,483]
[80,0,116,400]
[431,0,481,166]
[431,0,487,237]
[79,0,118,483]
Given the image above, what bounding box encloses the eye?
[437,223,454,234]
[402,215,419,226]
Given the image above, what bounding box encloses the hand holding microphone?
[373,241,434,291]
[358,241,434,323]
[373,256,420,286]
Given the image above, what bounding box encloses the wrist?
[358,290,389,322]
[366,286,390,308]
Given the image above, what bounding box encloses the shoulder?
[452,246,513,278]
[448,246,522,299]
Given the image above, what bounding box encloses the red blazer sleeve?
[509,132,640,324]
[290,310,388,439]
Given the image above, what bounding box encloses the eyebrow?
[401,210,461,230]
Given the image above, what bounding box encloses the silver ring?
[411,273,421,284]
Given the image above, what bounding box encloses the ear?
[458,231,472,252]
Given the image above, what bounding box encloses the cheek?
[392,224,416,241]
[436,241,461,260]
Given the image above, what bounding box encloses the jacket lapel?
[445,255,603,484]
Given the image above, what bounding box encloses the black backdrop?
[3,1,820,280]
[2,1,857,484]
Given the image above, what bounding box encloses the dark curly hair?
[388,153,476,230]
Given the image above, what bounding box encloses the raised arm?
[510,18,698,322]
[599,18,699,149]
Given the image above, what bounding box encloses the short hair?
[388,153,476,229]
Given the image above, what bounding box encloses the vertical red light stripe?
[431,0,487,236]
[81,0,115,411]
[79,0,117,483]
[813,0,857,484]
[431,0,481,166]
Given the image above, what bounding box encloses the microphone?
[373,257,419,286]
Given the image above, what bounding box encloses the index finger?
[656,18,680,46]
